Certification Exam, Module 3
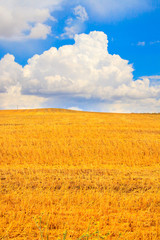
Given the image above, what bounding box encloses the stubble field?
[0,109,160,239]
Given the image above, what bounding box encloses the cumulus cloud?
[22,32,134,99]
[0,54,23,92]
[0,53,46,109]
[0,85,46,110]
[0,31,160,112]
[140,75,160,87]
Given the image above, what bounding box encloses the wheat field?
[0,108,160,239]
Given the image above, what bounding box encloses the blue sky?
[0,0,160,112]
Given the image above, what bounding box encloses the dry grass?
[0,109,160,239]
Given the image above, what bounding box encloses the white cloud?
[140,76,160,87]
[100,98,160,113]
[21,31,135,98]
[29,23,51,39]
[0,31,160,112]
[0,0,155,40]
[0,85,46,110]
[141,75,160,80]
[74,5,88,22]
[61,24,82,39]
[0,0,62,40]
[137,41,146,46]
[61,5,88,39]
[0,53,46,109]
[0,54,23,92]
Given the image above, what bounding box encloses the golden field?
[0,108,160,239]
